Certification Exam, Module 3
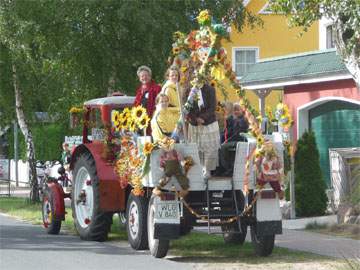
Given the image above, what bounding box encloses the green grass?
[0,197,127,238]
[170,231,330,264]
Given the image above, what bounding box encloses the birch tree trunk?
[12,64,39,202]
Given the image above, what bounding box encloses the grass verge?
[305,221,360,240]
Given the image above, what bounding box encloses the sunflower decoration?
[128,119,137,132]
[172,47,181,55]
[120,114,130,130]
[143,142,154,156]
[197,9,211,26]
[137,115,150,130]
[132,105,146,120]
[112,111,122,131]
[210,79,217,89]
[69,106,84,114]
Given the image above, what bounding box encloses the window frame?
[326,24,335,49]
[232,47,260,79]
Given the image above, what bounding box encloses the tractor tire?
[42,187,61,234]
[250,224,275,256]
[147,195,170,258]
[71,153,112,241]
[126,192,149,250]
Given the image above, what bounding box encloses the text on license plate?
[155,202,179,220]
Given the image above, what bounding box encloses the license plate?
[155,201,180,224]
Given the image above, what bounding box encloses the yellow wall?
[218,0,319,111]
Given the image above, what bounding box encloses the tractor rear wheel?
[71,153,112,241]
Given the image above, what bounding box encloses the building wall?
[221,0,319,110]
[283,79,360,141]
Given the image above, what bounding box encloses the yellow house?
[220,0,319,111]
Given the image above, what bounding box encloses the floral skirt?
[187,121,220,171]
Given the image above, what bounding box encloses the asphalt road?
[0,214,194,270]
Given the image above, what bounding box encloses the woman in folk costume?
[185,83,220,178]
[151,66,182,142]
[133,65,161,134]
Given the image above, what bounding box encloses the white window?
[233,48,259,78]
[326,25,335,49]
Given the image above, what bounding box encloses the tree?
[270,0,360,89]
[0,0,261,201]
[294,130,327,217]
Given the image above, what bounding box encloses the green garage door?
[309,100,360,187]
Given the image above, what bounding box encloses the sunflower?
[69,106,83,114]
[257,135,265,146]
[128,119,137,132]
[172,47,181,55]
[210,79,217,89]
[132,106,147,120]
[137,115,150,130]
[112,111,122,131]
[120,116,130,130]
[129,156,141,168]
[197,10,211,26]
[143,142,154,156]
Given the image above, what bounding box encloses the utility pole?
[14,121,19,187]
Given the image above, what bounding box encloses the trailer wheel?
[126,193,149,250]
[221,221,247,244]
[42,187,61,234]
[71,153,112,241]
[147,195,170,258]
[250,224,275,256]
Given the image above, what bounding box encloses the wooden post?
[289,128,296,219]
[254,89,271,132]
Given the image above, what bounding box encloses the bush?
[294,130,328,217]
[6,122,76,161]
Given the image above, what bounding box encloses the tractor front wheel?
[71,153,112,241]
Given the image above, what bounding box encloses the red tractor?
[42,94,134,240]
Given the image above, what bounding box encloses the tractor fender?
[70,143,118,181]
[47,182,65,221]
[70,142,125,212]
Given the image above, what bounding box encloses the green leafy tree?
[0,0,262,201]
[294,130,328,217]
[270,0,360,89]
